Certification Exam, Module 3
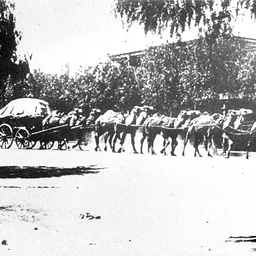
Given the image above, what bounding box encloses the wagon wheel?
[0,123,14,149]
[40,140,55,150]
[15,128,33,149]
[27,140,37,149]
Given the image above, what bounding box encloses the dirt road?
[0,146,256,255]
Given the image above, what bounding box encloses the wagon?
[214,120,256,159]
[0,98,83,150]
[0,98,51,149]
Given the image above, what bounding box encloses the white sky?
[13,0,256,75]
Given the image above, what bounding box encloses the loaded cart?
[0,98,79,150]
[0,98,51,149]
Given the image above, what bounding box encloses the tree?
[26,70,80,113]
[0,1,30,107]
[134,35,256,113]
[114,0,256,40]
[26,61,142,115]
[114,0,256,112]
[88,60,141,112]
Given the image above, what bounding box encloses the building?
[109,36,256,67]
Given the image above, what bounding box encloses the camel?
[93,110,126,152]
[140,113,163,154]
[182,112,224,157]
[42,108,101,150]
[161,110,202,156]
[71,108,101,150]
[139,114,180,155]
[182,108,253,157]
[246,121,256,159]
[220,109,253,158]
[42,110,68,129]
[112,105,154,153]
[140,110,201,155]
[159,116,185,156]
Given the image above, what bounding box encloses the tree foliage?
[24,61,141,114]
[131,36,256,114]
[0,0,30,106]
[3,1,256,115]
[114,0,256,40]
[112,0,256,113]
[19,35,256,115]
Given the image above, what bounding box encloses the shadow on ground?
[0,165,102,179]
[226,236,256,252]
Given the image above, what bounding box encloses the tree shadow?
[226,236,256,252]
[0,165,102,179]
[226,236,256,243]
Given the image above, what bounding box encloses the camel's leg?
[112,125,123,152]
[207,138,213,157]
[170,136,178,156]
[117,131,126,153]
[108,133,114,150]
[94,131,101,152]
[201,134,211,157]
[103,132,109,151]
[246,141,250,159]
[194,138,200,157]
[140,132,146,154]
[160,137,170,155]
[222,137,228,156]
[150,134,157,155]
[75,138,83,150]
[130,131,138,154]
[72,129,83,150]
[182,132,190,156]
[147,135,151,153]
[112,133,118,152]
[147,134,156,155]
[206,129,213,157]
[225,139,233,158]
[72,136,83,150]
[147,136,151,153]
[193,134,202,157]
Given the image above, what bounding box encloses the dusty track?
[0,144,256,255]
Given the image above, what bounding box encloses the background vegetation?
[2,0,256,116]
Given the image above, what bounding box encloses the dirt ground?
[0,133,256,255]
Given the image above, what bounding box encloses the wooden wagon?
[0,98,89,150]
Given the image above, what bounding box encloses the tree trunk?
[0,82,6,108]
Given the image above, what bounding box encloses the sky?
[14,0,163,75]
[13,0,256,75]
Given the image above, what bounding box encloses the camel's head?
[52,110,62,118]
[175,110,201,128]
[211,113,225,125]
[86,108,101,125]
[233,108,253,130]
[223,109,240,128]
[131,106,142,116]
[239,108,253,116]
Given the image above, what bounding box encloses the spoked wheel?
[0,123,14,149]
[26,140,36,149]
[40,140,55,150]
[15,128,33,149]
